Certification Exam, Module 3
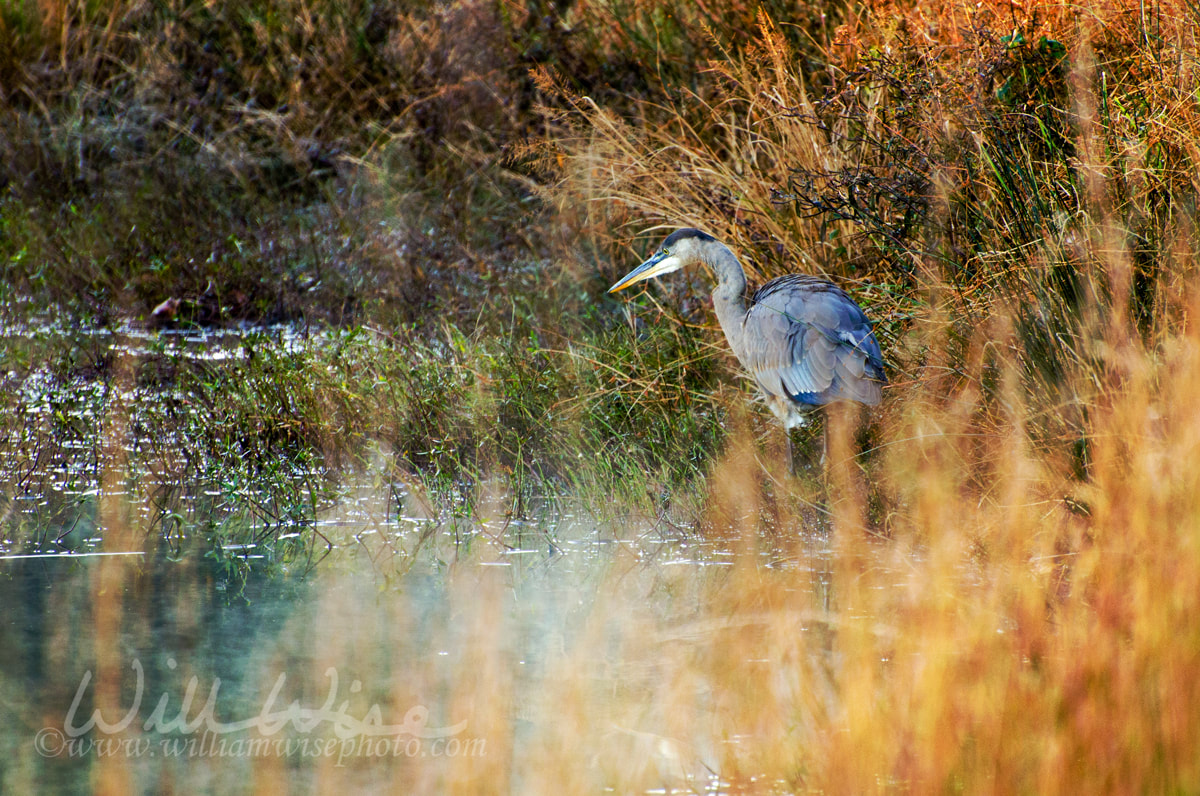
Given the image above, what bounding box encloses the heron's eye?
[661,247,670,256]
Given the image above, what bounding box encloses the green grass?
[0,298,733,556]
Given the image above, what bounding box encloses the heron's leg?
[786,429,796,476]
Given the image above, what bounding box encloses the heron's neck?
[705,242,749,354]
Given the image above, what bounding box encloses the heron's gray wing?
[736,276,885,407]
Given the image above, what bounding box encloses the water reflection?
[1,476,826,794]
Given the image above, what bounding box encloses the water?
[0,479,817,794]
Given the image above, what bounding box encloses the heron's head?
[607,228,716,293]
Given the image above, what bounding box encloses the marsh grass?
[0,305,724,560]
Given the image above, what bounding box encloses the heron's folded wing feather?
[738,299,837,403]
[736,276,884,406]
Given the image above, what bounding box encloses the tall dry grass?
[535,13,846,283]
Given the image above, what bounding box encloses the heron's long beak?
[607,251,680,293]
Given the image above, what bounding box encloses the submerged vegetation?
[3,0,1200,790]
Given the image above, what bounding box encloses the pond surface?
[1,480,833,794]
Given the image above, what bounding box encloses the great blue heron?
[608,228,886,469]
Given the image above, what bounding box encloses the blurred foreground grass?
[2,0,1200,790]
